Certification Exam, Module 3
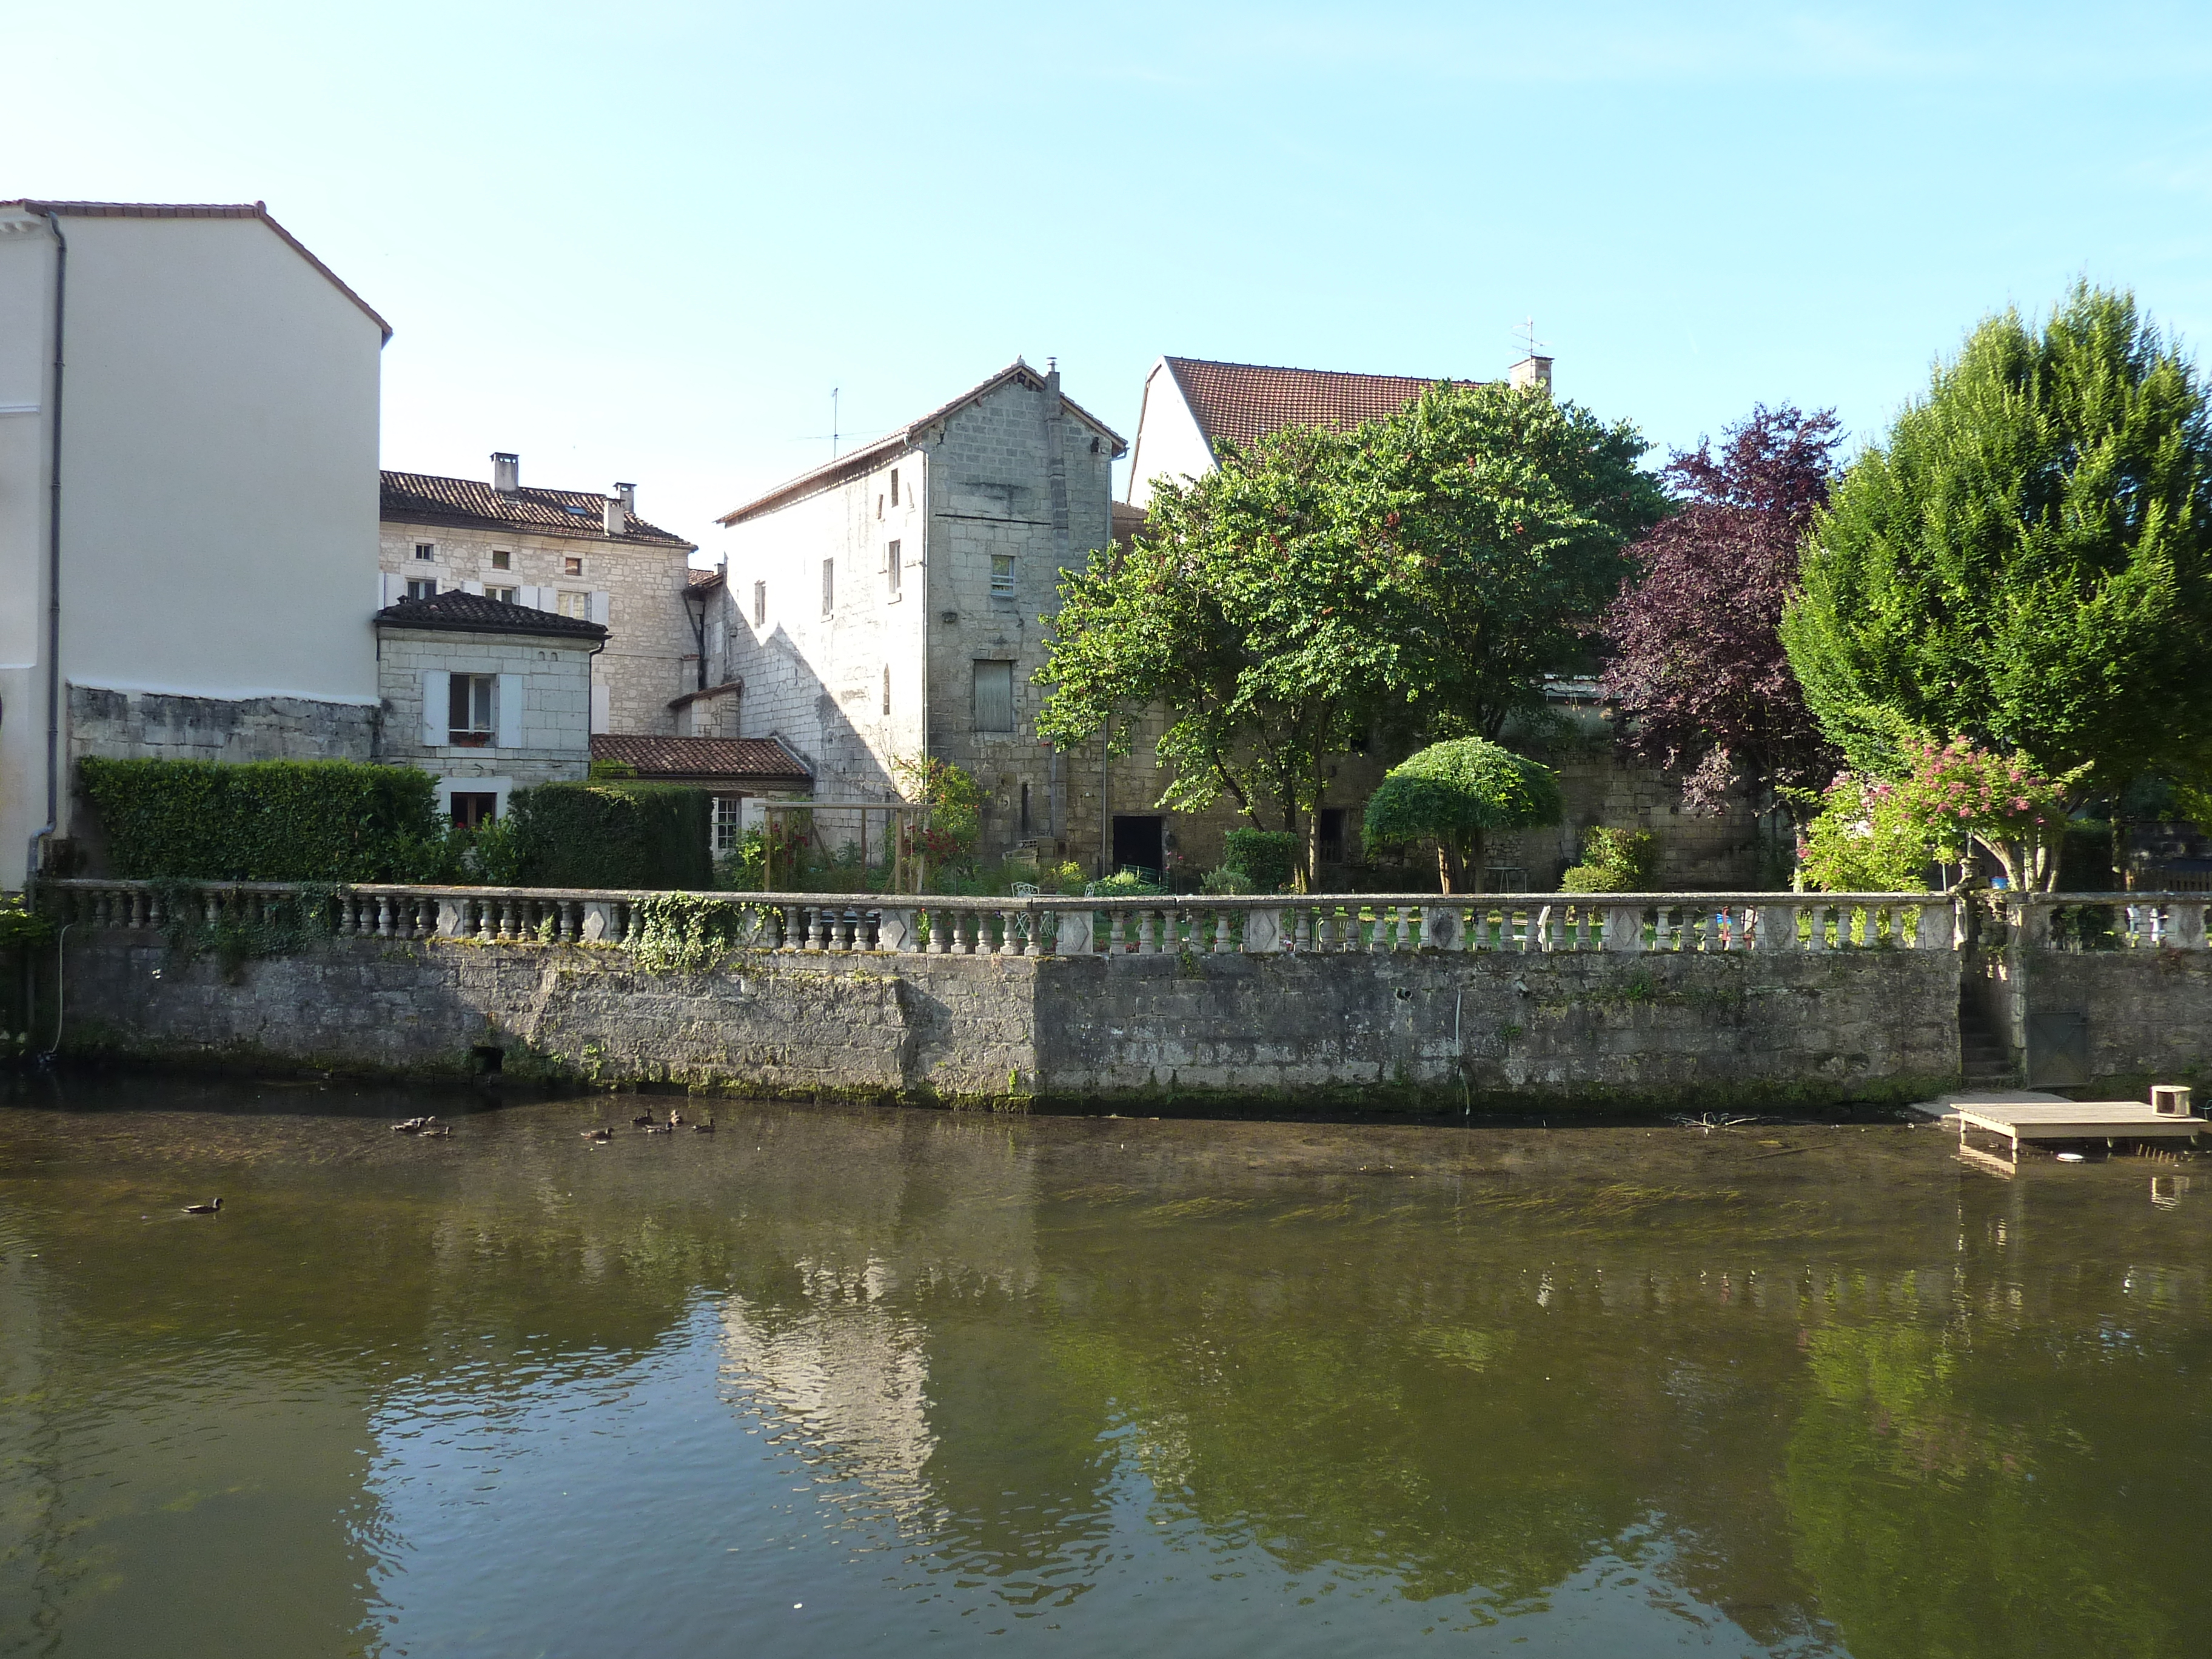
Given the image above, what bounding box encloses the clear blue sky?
[12,2,2212,559]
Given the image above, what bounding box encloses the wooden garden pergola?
[760,799,933,893]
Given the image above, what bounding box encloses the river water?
[1,1073,2205,1658]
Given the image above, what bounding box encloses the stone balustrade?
[36,880,2211,960]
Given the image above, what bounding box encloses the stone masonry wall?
[375,626,596,796]
[59,930,1966,1111]
[2006,948,2212,1092]
[381,520,696,736]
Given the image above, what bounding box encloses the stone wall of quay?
[52,933,1966,1111]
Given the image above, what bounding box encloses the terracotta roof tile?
[374,589,607,640]
[1164,356,1484,451]
[381,471,694,548]
[589,734,813,787]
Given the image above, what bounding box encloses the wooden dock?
[1911,1088,2204,1163]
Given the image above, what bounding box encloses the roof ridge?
[717,360,1128,526]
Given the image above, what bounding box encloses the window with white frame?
[712,795,743,854]
[886,539,902,598]
[486,585,518,604]
[973,660,1014,733]
[557,591,589,618]
[447,674,496,746]
[414,542,435,561]
[990,555,1014,599]
[406,577,438,600]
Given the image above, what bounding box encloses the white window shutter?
[496,673,523,749]
[461,579,484,597]
[380,571,404,608]
[590,683,611,735]
[421,670,448,746]
[588,590,611,626]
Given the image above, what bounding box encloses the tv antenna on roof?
[1513,317,1550,358]
[831,387,839,460]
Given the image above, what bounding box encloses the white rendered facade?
[0,201,387,883]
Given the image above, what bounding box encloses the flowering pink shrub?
[1800,738,2079,891]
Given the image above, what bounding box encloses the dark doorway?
[1317,807,1346,864]
[1111,814,1164,877]
[451,791,498,830]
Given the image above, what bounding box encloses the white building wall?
[0,209,384,881]
[1123,358,1213,509]
[717,452,931,799]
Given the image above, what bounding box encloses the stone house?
[701,360,1124,864]
[373,589,604,825]
[379,457,697,739]
[0,199,390,883]
[586,732,815,857]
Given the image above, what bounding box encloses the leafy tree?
[1039,384,1661,879]
[1781,284,2212,882]
[1361,737,1563,893]
[1599,406,1843,816]
[1037,423,1391,873]
[1341,381,1666,741]
[1801,738,2077,893]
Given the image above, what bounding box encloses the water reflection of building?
[714,1112,1047,1529]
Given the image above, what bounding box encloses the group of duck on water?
[585,1108,714,1141]
[178,1105,716,1215]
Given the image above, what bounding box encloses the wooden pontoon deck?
[1911,1089,2204,1162]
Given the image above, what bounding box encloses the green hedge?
[508,783,713,890]
[1222,828,1299,892]
[1560,826,1660,893]
[78,757,440,881]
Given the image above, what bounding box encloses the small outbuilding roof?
[589,734,813,791]
[374,589,608,641]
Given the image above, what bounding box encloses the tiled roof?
[1163,356,1484,451]
[374,589,608,640]
[3,199,392,340]
[381,471,694,548]
[717,360,1128,526]
[589,734,813,786]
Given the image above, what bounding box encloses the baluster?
[1293,907,1313,953]
[1134,910,1154,954]
[994,910,1017,956]
[1104,908,1124,954]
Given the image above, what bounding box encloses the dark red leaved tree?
[1599,405,1843,817]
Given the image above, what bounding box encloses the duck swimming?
[183,1198,223,1215]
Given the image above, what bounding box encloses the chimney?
[614,482,636,513]
[603,495,625,536]
[491,452,520,493]
[1507,356,1554,396]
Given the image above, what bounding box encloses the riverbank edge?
[38,919,1968,1113]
